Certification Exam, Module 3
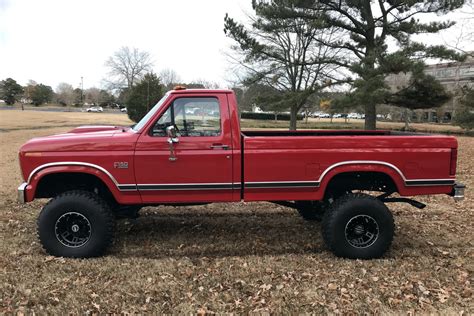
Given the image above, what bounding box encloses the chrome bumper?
[452,182,465,201]
[18,182,27,204]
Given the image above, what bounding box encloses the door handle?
[210,144,229,150]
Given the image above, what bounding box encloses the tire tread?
[37,190,114,258]
[322,193,394,259]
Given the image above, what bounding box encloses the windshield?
[132,93,170,132]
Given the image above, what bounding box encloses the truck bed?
[241,130,457,202]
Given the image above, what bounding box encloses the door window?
[151,97,221,137]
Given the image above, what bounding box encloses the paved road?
[0,106,125,114]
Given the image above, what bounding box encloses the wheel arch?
[318,161,405,198]
[27,163,127,203]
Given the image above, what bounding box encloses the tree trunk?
[404,108,410,130]
[364,102,376,130]
[289,106,298,131]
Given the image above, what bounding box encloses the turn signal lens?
[450,148,457,176]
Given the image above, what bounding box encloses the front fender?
[25,162,140,204]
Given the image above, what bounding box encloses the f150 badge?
[114,162,129,169]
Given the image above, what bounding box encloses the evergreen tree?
[0,78,23,105]
[31,84,54,106]
[126,73,164,122]
[385,64,451,129]
[454,86,474,130]
[251,0,467,129]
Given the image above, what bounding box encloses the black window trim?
[148,96,222,137]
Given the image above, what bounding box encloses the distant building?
[386,53,474,122]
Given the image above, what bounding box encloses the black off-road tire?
[37,190,115,258]
[322,193,394,259]
[296,201,326,221]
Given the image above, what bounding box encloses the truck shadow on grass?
[111,207,325,259]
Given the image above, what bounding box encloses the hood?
[68,125,128,133]
[20,125,139,153]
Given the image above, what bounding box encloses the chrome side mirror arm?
[166,126,179,161]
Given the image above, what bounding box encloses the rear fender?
[318,162,405,196]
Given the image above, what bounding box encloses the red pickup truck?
[18,88,465,259]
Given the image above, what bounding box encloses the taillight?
[450,148,457,176]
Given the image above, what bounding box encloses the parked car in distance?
[86,106,103,113]
[120,107,127,113]
[347,113,365,119]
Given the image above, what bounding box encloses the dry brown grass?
[0,110,472,313]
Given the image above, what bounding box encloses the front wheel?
[37,190,115,258]
[322,193,394,259]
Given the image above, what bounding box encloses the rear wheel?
[322,193,394,259]
[37,190,115,258]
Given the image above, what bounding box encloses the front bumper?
[18,182,27,204]
[451,182,466,201]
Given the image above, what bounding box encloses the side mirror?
[166,125,179,143]
[166,125,178,162]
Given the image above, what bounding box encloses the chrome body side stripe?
[136,183,238,191]
[27,161,456,193]
[405,179,455,186]
[244,181,320,189]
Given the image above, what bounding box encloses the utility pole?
[147,78,150,112]
[80,76,84,105]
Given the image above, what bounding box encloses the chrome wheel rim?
[55,212,91,248]
[345,214,379,248]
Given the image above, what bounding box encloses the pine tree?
[249,0,467,129]
[126,73,164,122]
[454,86,474,130]
[0,78,23,105]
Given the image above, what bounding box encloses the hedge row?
[241,112,304,121]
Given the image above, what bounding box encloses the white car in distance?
[86,106,103,113]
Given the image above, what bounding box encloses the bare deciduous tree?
[55,82,75,105]
[159,68,182,88]
[224,5,347,130]
[84,87,101,105]
[105,46,153,90]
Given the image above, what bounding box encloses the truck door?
[134,93,235,203]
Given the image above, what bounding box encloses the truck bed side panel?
[242,135,457,201]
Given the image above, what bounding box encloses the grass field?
[0,110,472,313]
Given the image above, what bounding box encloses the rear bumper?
[450,182,466,201]
[18,182,27,204]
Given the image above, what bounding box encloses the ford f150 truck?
[18,88,465,259]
